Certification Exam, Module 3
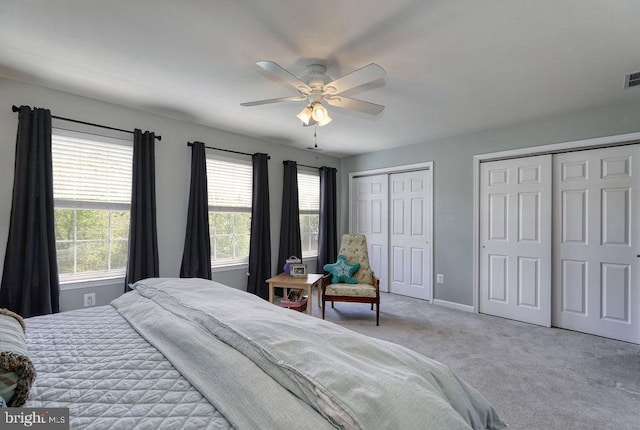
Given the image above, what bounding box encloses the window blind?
[298,171,319,212]
[206,157,253,208]
[52,129,132,207]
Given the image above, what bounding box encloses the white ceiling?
[1,1,639,157]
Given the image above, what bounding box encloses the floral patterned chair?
[321,234,380,325]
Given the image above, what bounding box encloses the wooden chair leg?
[376,301,380,326]
[331,301,334,308]
[322,298,326,320]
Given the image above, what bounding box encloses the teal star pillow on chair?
[323,255,360,284]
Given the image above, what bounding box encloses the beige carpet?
[297,291,640,430]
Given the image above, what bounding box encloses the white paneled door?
[351,174,389,292]
[553,145,639,343]
[389,170,432,300]
[480,155,552,326]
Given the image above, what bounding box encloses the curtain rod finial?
[12,105,20,112]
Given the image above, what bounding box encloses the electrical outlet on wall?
[84,293,96,307]
[436,274,444,284]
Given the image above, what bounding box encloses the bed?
[18,277,505,429]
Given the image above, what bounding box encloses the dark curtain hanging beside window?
[125,129,159,290]
[277,161,302,273]
[317,166,338,271]
[180,142,211,279]
[247,153,271,299]
[0,106,60,317]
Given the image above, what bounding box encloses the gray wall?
[3,76,639,311]
[340,100,640,306]
[0,78,340,311]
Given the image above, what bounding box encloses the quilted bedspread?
[23,277,505,430]
[24,305,233,429]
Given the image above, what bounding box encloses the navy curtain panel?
[317,166,338,271]
[125,129,159,290]
[247,153,271,300]
[0,106,60,317]
[180,142,211,279]
[277,160,302,273]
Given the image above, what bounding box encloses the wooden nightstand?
[266,273,324,315]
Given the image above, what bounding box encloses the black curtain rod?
[299,163,338,173]
[297,163,322,170]
[187,141,270,159]
[12,105,162,141]
[285,160,324,170]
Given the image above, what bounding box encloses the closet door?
[351,175,389,292]
[479,155,552,326]
[389,170,432,300]
[553,145,640,343]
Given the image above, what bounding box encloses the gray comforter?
[113,278,505,430]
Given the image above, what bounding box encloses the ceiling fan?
[241,60,386,126]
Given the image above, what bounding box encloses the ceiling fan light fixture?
[296,105,313,125]
[310,101,326,120]
[317,113,332,126]
[310,101,332,126]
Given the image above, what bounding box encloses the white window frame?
[206,154,253,269]
[52,128,133,286]
[298,168,320,259]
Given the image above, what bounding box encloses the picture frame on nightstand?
[290,263,307,278]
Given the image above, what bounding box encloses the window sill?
[212,263,249,273]
[60,275,125,291]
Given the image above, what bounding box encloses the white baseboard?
[433,299,474,313]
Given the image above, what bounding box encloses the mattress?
[24,305,232,430]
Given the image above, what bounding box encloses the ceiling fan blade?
[324,96,385,115]
[241,95,307,107]
[256,60,310,92]
[323,63,386,95]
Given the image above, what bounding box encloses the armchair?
[321,234,380,325]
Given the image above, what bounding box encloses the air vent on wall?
[624,71,640,88]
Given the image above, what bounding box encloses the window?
[298,169,320,258]
[52,129,133,283]
[206,156,253,267]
